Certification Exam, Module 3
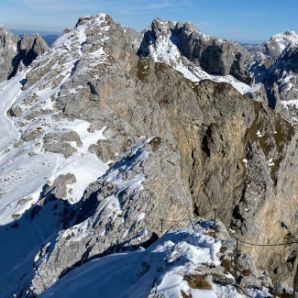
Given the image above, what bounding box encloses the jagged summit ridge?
[139,18,252,83]
[137,18,256,96]
[41,221,272,298]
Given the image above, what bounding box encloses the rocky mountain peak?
[75,15,93,28]
[265,30,298,61]
[0,27,19,81]
[1,11,298,298]
[250,30,298,120]
[139,17,252,87]
[0,25,18,46]
[150,18,202,38]
[151,18,174,33]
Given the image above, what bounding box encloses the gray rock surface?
[45,173,76,200]
[0,26,19,81]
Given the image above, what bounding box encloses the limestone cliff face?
[105,59,298,287]
[246,128,298,286]
[31,45,297,293]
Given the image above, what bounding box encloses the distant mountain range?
[11,29,60,46]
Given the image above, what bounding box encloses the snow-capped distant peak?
[265,30,298,59]
[270,31,298,46]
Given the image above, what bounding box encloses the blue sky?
[0,0,297,42]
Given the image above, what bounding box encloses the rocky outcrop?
[0,26,48,81]
[40,220,273,298]
[0,26,19,81]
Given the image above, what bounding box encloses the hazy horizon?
[1,0,297,43]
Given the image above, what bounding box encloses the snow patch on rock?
[41,223,270,298]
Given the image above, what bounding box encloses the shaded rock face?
[138,19,252,84]
[0,26,19,81]
[258,44,298,119]
[270,45,298,121]
[1,13,298,297]
[0,27,48,81]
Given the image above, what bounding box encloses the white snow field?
[0,14,110,225]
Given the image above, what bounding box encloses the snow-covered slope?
[41,222,271,298]
[0,14,110,225]
[0,138,151,297]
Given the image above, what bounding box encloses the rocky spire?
[0,27,48,81]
